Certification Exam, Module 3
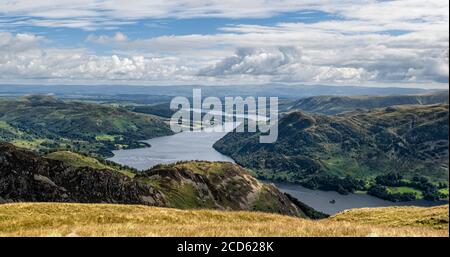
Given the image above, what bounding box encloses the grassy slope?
[44,151,136,177]
[331,205,449,230]
[0,203,447,237]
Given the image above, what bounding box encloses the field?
[0,203,447,237]
[386,187,423,199]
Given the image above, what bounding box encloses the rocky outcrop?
[0,142,316,218]
[0,142,165,205]
[139,161,304,217]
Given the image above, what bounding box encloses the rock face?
[138,161,305,217]
[0,142,316,218]
[0,142,165,205]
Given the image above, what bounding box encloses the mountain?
[0,95,173,157]
[214,104,449,199]
[288,91,449,115]
[0,203,447,236]
[0,142,318,217]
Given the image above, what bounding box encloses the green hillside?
[289,91,448,115]
[214,104,449,201]
[0,95,173,157]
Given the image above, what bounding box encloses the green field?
[386,186,423,199]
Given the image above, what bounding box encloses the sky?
[0,0,448,88]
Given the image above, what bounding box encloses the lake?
[108,118,446,215]
[108,129,235,170]
[271,182,447,215]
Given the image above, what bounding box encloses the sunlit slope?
[0,203,447,237]
[0,95,173,157]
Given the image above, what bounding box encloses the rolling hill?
[288,91,449,115]
[0,203,447,237]
[214,104,449,199]
[0,95,173,157]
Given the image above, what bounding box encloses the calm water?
[108,129,235,170]
[108,110,265,170]
[272,182,447,215]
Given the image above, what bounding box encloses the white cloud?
[0,32,195,83]
[1,0,448,30]
[0,1,448,87]
[86,32,128,44]
[198,46,377,83]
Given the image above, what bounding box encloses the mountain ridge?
[0,142,317,217]
[214,104,449,199]
[287,91,449,115]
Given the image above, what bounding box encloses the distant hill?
[214,104,449,199]
[0,142,318,217]
[288,91,449,115]
[129,102,174,118]
[0,95,173,157]
[0,203,446,236]
[0,84,435,99]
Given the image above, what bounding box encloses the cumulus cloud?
[198,47,376,83]
[0,0,448,86]
[0,32,194,83]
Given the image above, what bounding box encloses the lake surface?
[272,182,447,215]
[108,129,235,170]
[108,110,266,170]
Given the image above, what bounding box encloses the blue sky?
[0,1,448,88]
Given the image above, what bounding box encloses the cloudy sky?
[0,0,448,88]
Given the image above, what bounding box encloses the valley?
[1,1,449,240]
[214,103,449,202]
[0,95,173,158]
[0,91,448,237]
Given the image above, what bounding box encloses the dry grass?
[0,203,448,237]
[331,205,449,230]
